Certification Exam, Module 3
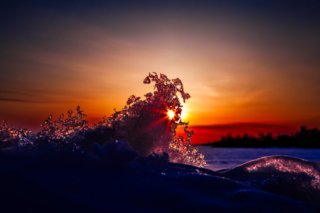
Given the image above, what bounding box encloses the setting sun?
[167,110,175,120]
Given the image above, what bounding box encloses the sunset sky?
[1,1,320,143]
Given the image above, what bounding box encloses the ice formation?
[220,156,320,204]
[0,73,206,167]
[99,73,206,166]
[244,156,320,190]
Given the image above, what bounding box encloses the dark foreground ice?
[1,141,319,213]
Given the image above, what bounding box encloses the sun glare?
[181,105,188,120]
[167,109,175,120]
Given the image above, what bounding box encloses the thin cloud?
[0,97,37,103]
[191,122,282,130]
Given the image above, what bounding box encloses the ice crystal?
[0,120,33,147]
[0,73,206,167]
[98,72,206,167]
[36,105,89,149]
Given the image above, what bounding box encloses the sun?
[167,109,175,120]
[167,105,189,121]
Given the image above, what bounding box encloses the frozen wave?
[220,156,320,203]
[0,73,206,167]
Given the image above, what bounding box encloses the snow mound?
[221,156,320,203]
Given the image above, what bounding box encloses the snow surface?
[0,141,319,213]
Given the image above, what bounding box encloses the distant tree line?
[205,126,320,148]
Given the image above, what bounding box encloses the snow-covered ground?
[1,142,319,213]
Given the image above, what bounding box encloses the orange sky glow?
[1,2,320,143]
